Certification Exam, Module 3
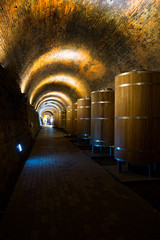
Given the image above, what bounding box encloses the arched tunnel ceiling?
[0,0,160,110]
[38,100,65,111]
[35,92,72,110]
[39,103,62,115]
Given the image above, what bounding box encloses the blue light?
[17,144,23,152]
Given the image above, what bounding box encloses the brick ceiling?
[0,0,159,113]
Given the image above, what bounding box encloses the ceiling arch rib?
[21,47,106,94]
[40,108,56,115]
[36,97,67,111]
[41,110,54,116]
[35,92,72,110]
[32,84,79,106]
[40,109,57,118]
[39,105,61,116]
[29,74,90,105]
[37,100,65,112]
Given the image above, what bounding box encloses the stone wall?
[0,66,40,199]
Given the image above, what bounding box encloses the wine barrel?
[72,102,77,135]
[58,110,66,129]
[61,110,66,129]
[77,97,91,139]
[54,112,59,127]
[58,111,62,128]
[114,71,160,163]
[91,89,114,147]
[66,105,72,134]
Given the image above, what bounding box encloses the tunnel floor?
[0,126,160,240]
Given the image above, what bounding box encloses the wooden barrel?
[66,105,72,133]
[72,102,77,135]
[61,110,66,129]
[114,71,160,163]
[77,97,91,139]
[91,89,114,147]
[54,112,59,127]
[58,110,66,129]
[58,111,62,128]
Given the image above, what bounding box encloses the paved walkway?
[0,127,160,240]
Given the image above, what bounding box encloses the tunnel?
[0,1,160,239]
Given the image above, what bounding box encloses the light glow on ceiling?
[39,104,61,115]
[34,92,72,109]
[37,98,66,111]
[20,47,106,93]
[29,74,90,104]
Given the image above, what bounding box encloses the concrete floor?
[0,127,160,240]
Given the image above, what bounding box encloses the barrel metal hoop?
[92,117,114,120]
[116,71,160,77]
[91,101,112,104]
[92,89,114,93]
[115,82,160,89]
[115,146,160,154]
[78,97,91,100]
[77,106,91,108]
[115,116,160,120]
[79,118,90,120]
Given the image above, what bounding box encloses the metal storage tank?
[77,97,91,139]
[114,70,160,164]
[91,89,114,151]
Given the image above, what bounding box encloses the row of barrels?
[54,71,160,164]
